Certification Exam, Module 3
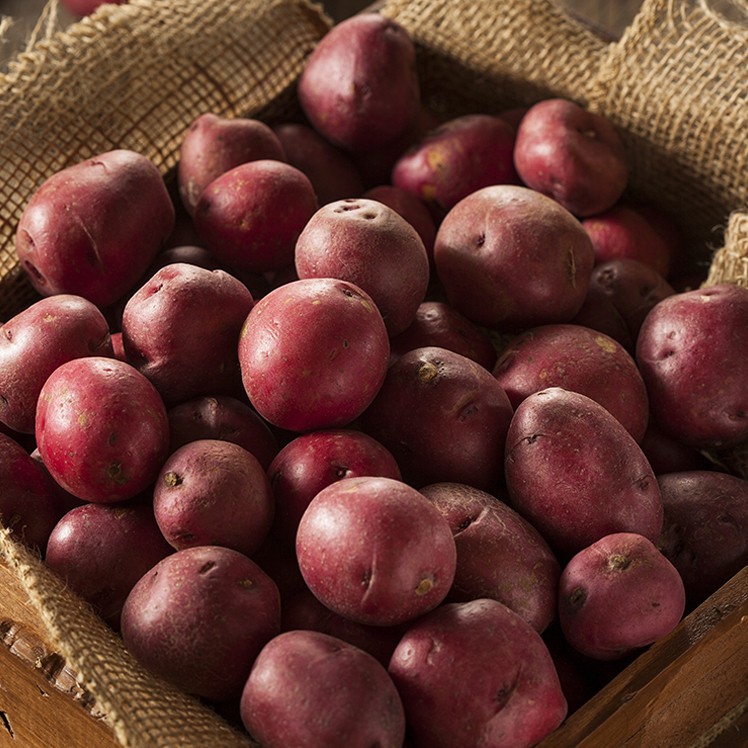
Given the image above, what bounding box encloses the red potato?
[637,283,748,450]
[267,429,401,547]
[656,471,748,605]
[513,98,629,216]
[240,630,406,748]
[581,202,678,278]
[167,395,279,470]
[297,13,420,152]
[121,263,254,404]
[238,278,390,432]
[178,113,286,215]
[35,357,169,503]
[588,257,675,344]
[272,122,364,205]
[433,185,595,330]
[389,300,498,370]
[281,587,406,668]
[44,502,173,630]
[569,282,635,352]
[362,185,437,263]
[360,346,514,491]
[153,439,274,557]
[492,323,650,442]
[294,198,430,336]
[420,482,561,633]
[0,295,113,434]
[640,421,712,475]
[505,388,663,558]
[296,476,457,626]
[15,149,175,308]
[558,532,686,660]
[194,159,318,273]
[391,113,519,212]
[0,432,62,553]
[120,545,280,702]
[388,598,568,748]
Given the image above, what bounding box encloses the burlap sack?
[0,1,747,746]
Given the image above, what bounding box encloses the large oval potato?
[15,149,175,308]
[505,387,663,557]
[433,185,595,330]
[297,13,420,152]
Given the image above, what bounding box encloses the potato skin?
[294,198,430,336]
[504,387,663,558]
[239,278,390,432]
[35,357,169,503]
[656,471,748,605]
[361,346,514,491]
[0,294,112,434]
[121,262,254,404]
[240,630,406,748]
[296,476,457,626]
[558,532,685,660]
[493,323,649,442]
[15,149,175,307]
[298,13,420,152]
[388,598,567,748]
[636,283,748,449]
[433,185,595,330]
[153,439,274,557]
[120,545,281,702]
[420,482,560,633]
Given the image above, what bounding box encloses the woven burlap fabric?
[1,1,748,746]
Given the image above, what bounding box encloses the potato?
[121,262,254,404]
[240,630,406,748]
[588,257,675,344]
[360,346,514,491]
[35,357,169,503]
[0,432,62,553]
[493,323,650,442]
[640,421,711,475]
[120,545,280,702]
[272,122,364,205]
[153,439,274,557]
[504,387,663,557]
[637,283,748,449]
[389,300,498,370]
[513,98,629,216]
[388,598,567,748]
[296,476,457,626]
[558,532,685,660]
[0,294,113,434]
[656,471,748,605]
[15,149,175,308]
[178,113,286,215]
[297,13,420,151]
[391,113,519,213]
[294,198,430,336]
[362,184,437,263]
[167,395,279,470]
[238,278,390,432]
[581,202,678,278]
[267,428,401,547]
[420,482,560,633]
[433,185,595,330]
[44,502,173,630]
[194,159,318,273]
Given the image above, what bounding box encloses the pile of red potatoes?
[1,12,747,748]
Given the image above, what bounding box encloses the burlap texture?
[0,1,747,746]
